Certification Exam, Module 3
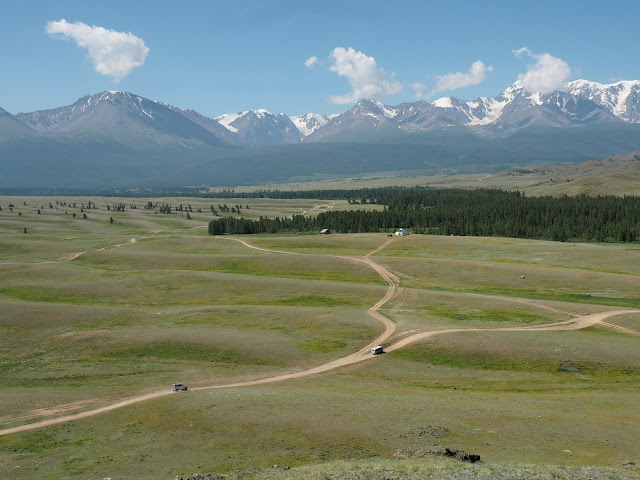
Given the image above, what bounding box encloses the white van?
[371,346,384,355]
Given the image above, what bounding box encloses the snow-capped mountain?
[215,109,301,146]
[306,100,405,141]
[11,79,640,148]
[290,113,337,136]
[565,80,640,123]
[422,79,640,130]
[5,80,640,190]
[417,82,617,132]
[305,80,640,141]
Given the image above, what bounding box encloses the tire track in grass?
[0,236,400,436]
[2,236,639,436]
[384,309,640,353]
[600,321,640,336]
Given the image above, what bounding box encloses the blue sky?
[3,0,640,117]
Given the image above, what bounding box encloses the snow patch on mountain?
[371,100,398,118]
[291,113,335,136]
[215,109,280,133]
[253,109,272,119]
[465,97,510,126]
[564,79,640,122]
[214,109,301,146]
[215,112,241,133]
[614,84,631,115]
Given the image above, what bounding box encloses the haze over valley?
[3,79,640,188]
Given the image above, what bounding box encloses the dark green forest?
[208,188,640,243]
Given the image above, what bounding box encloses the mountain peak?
[351,98,398,119]
[499,81,525,98]
[214,109,276,131]
[91,90,131,100]
[563,79,640,121]
[567,78,640,89]
[12,91,229,149]
[214,108,301,146]
[291,113,335,136]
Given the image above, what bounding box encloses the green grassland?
[1,196,639,480]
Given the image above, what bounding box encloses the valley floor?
[0,196,639,479]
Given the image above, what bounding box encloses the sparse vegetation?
[0,194,638,480]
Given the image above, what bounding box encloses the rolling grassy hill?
[0,197,638,479]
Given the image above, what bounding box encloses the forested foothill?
[208,187,640,243]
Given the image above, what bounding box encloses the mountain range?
[3,80,640,189]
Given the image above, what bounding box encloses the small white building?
[395,228,409,236]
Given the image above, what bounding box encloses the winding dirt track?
[1,236,638,437]
[385,310,638,352]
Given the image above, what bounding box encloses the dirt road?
[384,309,639,352]
[0,238,400,436]
[300,202,337,216]
[1,237,638,437]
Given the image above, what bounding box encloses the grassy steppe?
[226,151,640,197]
[1,196,639,480]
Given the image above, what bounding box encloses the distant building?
[395,229,409,236]
[320,228,331,235]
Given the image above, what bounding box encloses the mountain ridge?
[9,79,640,147]
[15,91,233,146]
[215,109,302,146]
[3,79,640,189]
[307,79,639,142]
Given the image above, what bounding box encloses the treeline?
[0,185,414,200]
[209,188,640,243]
[203,188,394,201]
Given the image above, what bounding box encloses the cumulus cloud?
[327,47,403,104]
[304,56,318,69]
[432,60,493,95]
[411,81,427,99]
[513,47,571,93]
[46,19,149,82]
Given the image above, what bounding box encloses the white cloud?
[411,81,427,99]
[304,56,318,69]
[46,19,149,82]
[327,47,403,104]
[432,60,493,95]
[513,47,572,93]
[512,47,530,57]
